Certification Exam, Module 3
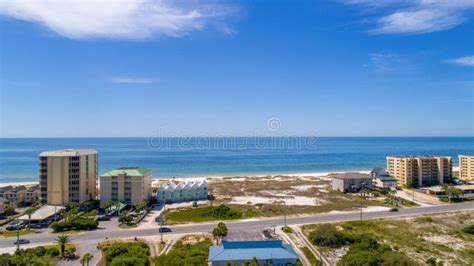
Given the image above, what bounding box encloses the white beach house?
[157,180,208,203]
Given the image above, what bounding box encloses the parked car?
[40,221,51,228]
[159,227,172,233]
[97,215,111,221]
[13,239,30,245]
[389,208,399,212]
[6,223,25,231]
[29,223,42,229]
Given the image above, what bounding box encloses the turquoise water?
[0,137,472,183]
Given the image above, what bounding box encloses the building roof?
[209,240,298,262]
[375,175,397,181]
[332,172,372,180]
[387,155,451,159]
[157,180,207,191]
[423,184,474,192]
[100,167,151,177]
[0,186,13,192]
[370,167,390,176]
[18,205,65,221]
[39,149,97,157]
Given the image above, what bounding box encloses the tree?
[80,253,93,266]
[450,187,464,200]
[104,200,118,214]
[119,210,132,225]
[56,234,70,257]
[68,203,79,215]
[87,209,98,217]
[212,222,228,245]
[4,204,15,216]
[441,185,464,203]
[441,184,452,203]
[134,200,148,212]
[24,208,35,230]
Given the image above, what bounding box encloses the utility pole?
[160,220,163,243]
[284,201,287,227]
[16,218,20,251]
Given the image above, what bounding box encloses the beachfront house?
[157,180,208,203]
[330,172,373,192]
[370,167,397,189]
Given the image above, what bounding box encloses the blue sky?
[0,0,473,137]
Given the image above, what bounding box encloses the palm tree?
[212,227,221,245]
[24,208,35,230]
[451,187,464,201]
[56,234,70,257]
[80,253,93,266]
[212,222,228,245]
[441,184,452,203]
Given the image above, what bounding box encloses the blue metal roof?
[209,240,299,262]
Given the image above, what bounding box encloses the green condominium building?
[99,167,152,207]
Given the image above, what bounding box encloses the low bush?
[50,216,98,232]
[165,204,246,223]
[0,245,64,265]
[338,233,413,266]
[154,238,212,266]
[462,224,474,235]
[308,224,345,248]
[282,226,293,234]
[102,241,150,266]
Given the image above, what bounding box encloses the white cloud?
[110,76,155,84]
[446,55,474,67]
[0,0,238,40]
[346,0,474,34]
[366,52,401,71]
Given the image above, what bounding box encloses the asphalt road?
[1,203,473,251]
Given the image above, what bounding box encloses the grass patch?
[165,204,260,224]
[100,240,150,265]
[51,229,86,235]
[119,223,138,229]
[301,246,321,266]
[282,226,293,234]
[0,230,32,238]
[302,212,474,265]
[154,236,212,266]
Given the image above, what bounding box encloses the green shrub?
[46,247,60,257]
[308,224,345,247]
[154,238,212,266]
[282,226,293,234]
[50,216,98,232]
[211,205,241,219]
[338,233,413,266]
[102,241,150,266]
[462,225,474,234]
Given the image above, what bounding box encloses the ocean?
[0,137,472,183]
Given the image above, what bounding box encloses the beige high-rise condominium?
[99,167,152,208]
[39,149,98,206]
[459,155,474,181]
[387,156,452,187]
